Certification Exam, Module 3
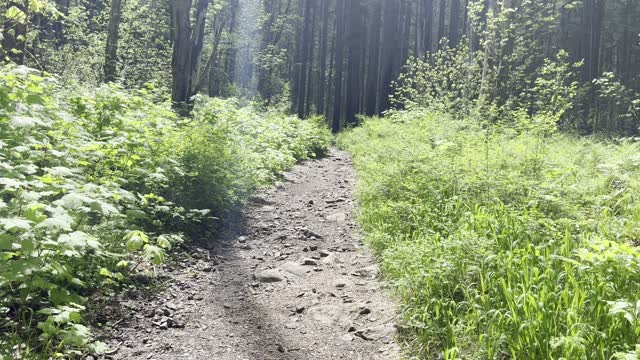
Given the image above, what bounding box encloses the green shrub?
[0,67,330,358]
[339,110,640,359]
[170,97,331,210]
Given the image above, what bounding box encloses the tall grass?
[338,109,640,359]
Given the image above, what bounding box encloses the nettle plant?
[0,67,186,358]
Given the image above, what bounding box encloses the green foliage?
[32,0,172,88]
[393,49,580,131]
[0,66,330,358]
[339,109,640,359]
[169,97,331,210]
[392,44,480,116]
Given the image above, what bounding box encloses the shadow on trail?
[189,197,300,359]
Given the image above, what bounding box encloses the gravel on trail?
[102,148,401,360]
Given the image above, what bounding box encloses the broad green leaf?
[125,230,148,251]
[0,177,22,190]
[37,215,73,231]
[5,6,27,24]
[0,233,14,251]
[91,341,110,355]
[0,217,32,231]
[157,234,172,249]
[9,115,44,128]
[143,244,164,265]
[58,231,97,250]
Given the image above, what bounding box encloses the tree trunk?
[449,0,462,48]
[365,0,382,116]
[171,0,194,113]
[436,0,447,50]
[345,0,364,125]
[104,0,123,83]
[378,0,400,112]
[190,0,210,95]
[315,0,330,116]
[332,0,347,132]
[304,1,317,117]
[297,0,313,119]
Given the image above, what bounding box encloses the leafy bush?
[171,97,331,210]
[339,110,640,359]
[393,49,580,129]
[0,66,330,358]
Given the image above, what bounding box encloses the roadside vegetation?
[0,66,330,358]
[341,110,640,359]
[339,52,640,360]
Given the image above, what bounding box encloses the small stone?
[281,262,308,277]
[238,236,247,243]
[309,245,319,251]
[359,307,372,315]
[319,250,330,257]
[296,306,306,314]
[254,270,285,283]
[173,319,186,328]
[326,213,347,222]
[300,258,318,266]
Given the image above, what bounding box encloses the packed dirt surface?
[103,148,401,360]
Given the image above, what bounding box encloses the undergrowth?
[339,109,640,359]
[0,66,330,358]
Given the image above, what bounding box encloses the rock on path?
[104,148,401,360]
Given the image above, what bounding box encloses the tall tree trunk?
[171,0,209,114]
[190,0,209,95]
[201,14,226,93]
[365,0,382,116]
[345,0,364,125]
[315,0,330,116]
[424,0,434,56]
[304,1,317,117]
[332,0,347,132]
[436,0,447,50]
[479,0,496,99]
[378,0,400,112]
[589,0,604,80]
[297,0,313,118]
[104,0,123,83]
[449,0,462,47]
[224,0,240,95]
[171,0,193,107]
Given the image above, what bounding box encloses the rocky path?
[104,148,400,360]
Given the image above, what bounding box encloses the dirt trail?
[104,148,400,360]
